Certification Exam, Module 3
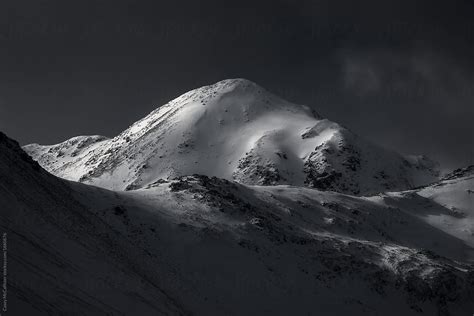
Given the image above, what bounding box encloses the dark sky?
[1,0,473,170]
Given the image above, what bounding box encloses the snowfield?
[2,130,473,315]
[3,79,472,315]
[24,79,439,195]
[374,166,474,257]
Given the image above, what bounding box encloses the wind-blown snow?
[24,79,439,195]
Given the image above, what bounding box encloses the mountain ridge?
[3,130,474,315]
[24,78,439,194]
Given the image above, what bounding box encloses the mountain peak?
[213,78,261,89]
[208,78,272,98]
[24,80,440,194]
[175,78,286,108]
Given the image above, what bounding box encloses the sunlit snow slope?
[2,131,474,315]
[375,165,474,257]
[24,79,439,194]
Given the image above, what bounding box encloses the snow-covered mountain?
[24,79,439,195]
[2,131,473,315]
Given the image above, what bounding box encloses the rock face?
[441,165,474,181]
[24,79,439,194]
[303,126,439,195]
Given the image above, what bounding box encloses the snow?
[2,131,474,315]
[372,167,474,258]
[4,78,471,314]
[24,78,439,195]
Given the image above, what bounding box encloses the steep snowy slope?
[3,131,474,315]
[0,132,186,315]
[24,79,439,194]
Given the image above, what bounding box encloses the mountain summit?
[24,79,439,194]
